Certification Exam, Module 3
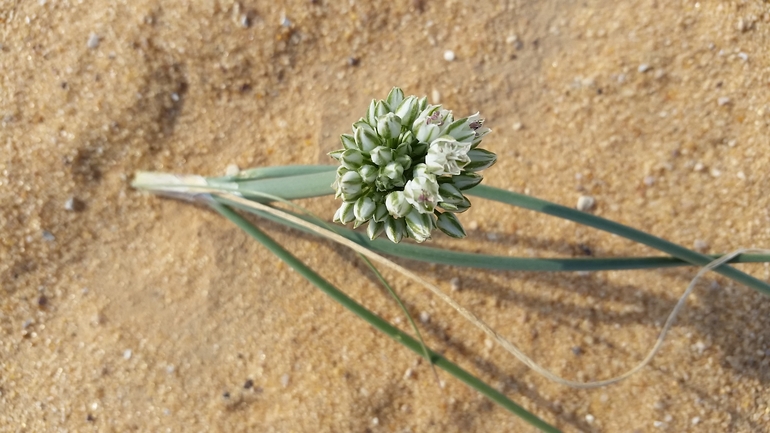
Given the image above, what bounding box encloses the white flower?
[424,137,472,176]
[403,176,441,214]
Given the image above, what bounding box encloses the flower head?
[329,87,496,242]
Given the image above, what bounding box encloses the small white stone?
[171,92,180,102]
[693,340,707,354]
[87,33,100,49]
[691,416,700,425]
[166,364,175,374]
[64,197,76,211]
[693,239,708,252]
[576,195,595,211]
[710,168,721,177]
[693,162,705,172]
[505,34,519,44]
[512,122,523,131]
[653,420,665,428]
[431,88,441,104]
[403,368,414,380]
[738,52,748,61]
[638,63,651,73]
[450,277,461,292]
[225,164,240,176]
[585,414,595,423]
[664,414,673,422]
[443,50,456,62]
[123,349,132,360]
[717,97,731,106]
[643,176,655,186]
[419,311,430,324]
[371,417,379,426]
[280,373,290,387]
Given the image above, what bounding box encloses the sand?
[2,1,770,431]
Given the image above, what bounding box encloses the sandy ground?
[2,0,770,432]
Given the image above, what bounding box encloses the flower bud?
[328,149,344,161]
[436,212,467,238]
[340,133,357,150]
[384,216,406,243]
[411,163,435,181]
[353,196,376,221]
[447,173,483,190]
[373,202,389,222]
[403,176,441,214]
[395,154,411,170]
[358,164,377,184]
[380,161,404,181]
[405,209,435,243]
[355,123,381,153]
[464,149,497,172]
[385,87,404,111]
[370,146,394,166]
[340,149,365,170]
[438,183,471,212]
[367,219,385,240]
[444,117,476,144]
[333,201,356,224]
[377,112,402,139]
[395,96,420,127]
[385,191,411,218]
[339,170,364,200]
[415,123,440,144]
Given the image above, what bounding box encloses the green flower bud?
[385,191,411,218]
[436,212,467,238]
[464,149,497,172]
[353,196,376,221]
[339,170,364,200]
[411,163,435,181]
[447,173,483,190]
[404,209,435,243]
[367,219,385,240]
[438,183,471,213]
[328,149,345,161]
[358,164,377,184]
[377,112,402,139]
[355,123,381,153]
[415,123,440,143]
[340,133,357,150]
[380,161,404,182]
[395,154,411,170]
[395,96,420,127]
[333,201,356,224]
[341,149,365,170]
[370,146,394,166]
[373,202,389,223]
[384,216,406,243]
[385,87,404,111]
[444,117,476,144]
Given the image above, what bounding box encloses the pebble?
[280,373,290,387]
[431,88,441,104]
[443,50,455,62]
[638,63,651,73]
[691,416,701,425]
[693,162,705,172]
[576,195,595,211]
[123,349,132,360]
[450,277,461,292]
[512,122,523,131]
[225,164,240,176]
[643,176,655,186]
[717,97,731,106]
[693,239,708,252]
[738,52,748,61]
[585,414,595,423]
[403,368,413,380]
[419,311,430,324]
[506,34,519,44]
[87,33,100,49]
[42,230,55,241]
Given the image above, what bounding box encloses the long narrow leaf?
[209,200,560,433]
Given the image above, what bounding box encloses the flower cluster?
[329,87,496,243]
